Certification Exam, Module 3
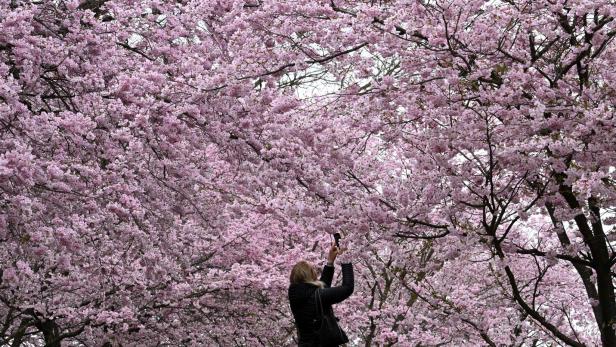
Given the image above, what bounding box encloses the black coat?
[288,262,354,347]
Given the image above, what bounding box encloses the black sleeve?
[320,264,334,288]
[318,263,354,306]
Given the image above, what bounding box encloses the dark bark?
[35,319,61,347]
[558,185,616,346]
[546,203,604,328]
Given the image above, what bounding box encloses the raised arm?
[318,262,354,306]
[320,242,339,288]
[320,263,334,288]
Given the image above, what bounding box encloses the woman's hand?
[327,243,340,265]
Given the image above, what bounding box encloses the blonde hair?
[290,261,325,288]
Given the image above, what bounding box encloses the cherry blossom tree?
[295,1,616,346]
[0,0,305,345]
[2,0,616,346]
[244,0,616,345]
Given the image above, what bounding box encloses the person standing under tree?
[288,243,354,346]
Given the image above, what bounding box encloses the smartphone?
[333,232,341,248]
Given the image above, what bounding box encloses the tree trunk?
[36,319,61,347]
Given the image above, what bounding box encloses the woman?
[288,243,354,347]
